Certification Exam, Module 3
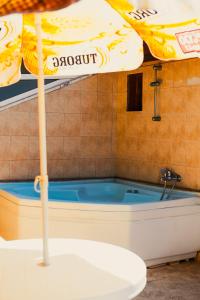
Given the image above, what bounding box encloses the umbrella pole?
[35,13,49,266]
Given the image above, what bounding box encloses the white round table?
[0,239,146,300]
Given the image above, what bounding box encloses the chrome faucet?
[160,168,182,200]
[160,168,182,182]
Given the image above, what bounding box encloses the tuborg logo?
[52,53,98,68]
[127,8,158,20]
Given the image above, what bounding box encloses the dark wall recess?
[127,73,143,111]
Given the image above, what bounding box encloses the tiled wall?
[113,58,200,190]
[1,58,200,190]
[0,75,115,180]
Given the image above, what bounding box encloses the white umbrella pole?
[35,13,49,266]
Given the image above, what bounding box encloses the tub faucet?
[160,168,182,182]
[160,168,182,200]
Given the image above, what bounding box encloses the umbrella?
[1,0,199,88]
[0,0,199,266]
[0,0,144,266]
[0,0,78,15]
[0,0,143,87]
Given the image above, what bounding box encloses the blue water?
[0,180,195,205]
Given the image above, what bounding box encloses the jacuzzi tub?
[0,178,200,266]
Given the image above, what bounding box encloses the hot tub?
[0,178,200,266]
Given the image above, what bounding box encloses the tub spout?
[160,168,182,183]
[160,168,182,200]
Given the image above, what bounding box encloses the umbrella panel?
[0,0,79,15]
[107,0,200,60]
[0,0,144,87]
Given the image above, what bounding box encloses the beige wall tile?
[64,114,81,137]
[79,158,96,178]
[80,136,97,157]
[0,161,10,180]
[185,141,200,168]
[95,159,115,177]
[155,115,171,139]
[81,114,98,136]
[0,110,11,136]
[154,139,172,164]
[124,137,138,159]
[29,113,39,136]
[137,162,160,183]
[9,112,31,136]
[113,113,124,138]
[96,137,112,158]
[112,72,127,93]
[29,160,40,179]
[111,136,117,157]
[10,160,31,180]
[169,114,187,139]
[64,137,80,158]
[113,93,126,113]
[125,159,141,180]
[47,137,64,159]
[159,89,173,114]
[46,90,65,113]
[10,136,29,160]
[98,113,113,137]
[47,113,65,137]
[137,138,157,162]
[62,159,80,178]
[29,137,39,159]
[185,86,200,114]
[126,114,144,138]
[97,73,113,92]
[30,98,38,113]
[186,59,200,86]
[120,159,160,183]
[81,91,97,114]
[172,61,188,87]
[0,137,11,160]
[179,166,200,190]
[144,117,161,137]
[97,92,113,113]
[8,100,33,113]
[48,160,64,179]
[80,76,97,91]
[170,139,186,165]
[142,66,154,93]
[185,116,200,141]
[160,62,174,89]
[142,90,154,114]
[64,90,81,113]
[115,158,132,179]
[48,159,79,179]
[115,136,128,158]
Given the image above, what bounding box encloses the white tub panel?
[0,192,200,266]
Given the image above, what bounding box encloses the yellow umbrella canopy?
[0,0,79,15]
[1,0,200,88]
[0,0,143,87]
[107,0,200,60]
